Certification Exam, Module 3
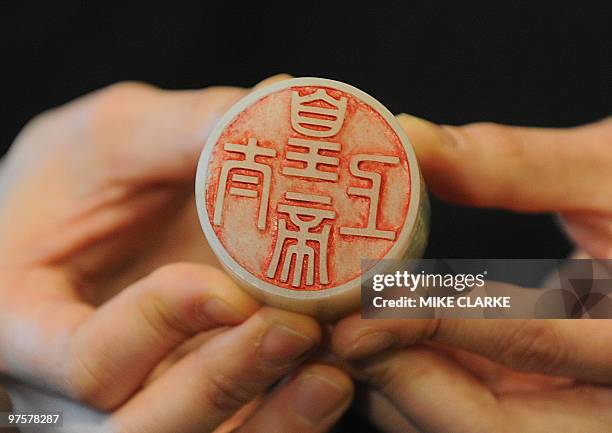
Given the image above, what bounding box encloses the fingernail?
[202,298,246,324]
[292,374,351,424]
[258,324,316,366]
[345,331,398,360]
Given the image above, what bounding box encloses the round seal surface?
[196,78,427,320]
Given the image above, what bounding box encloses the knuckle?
[91,81,157,111]
[137,263,226,337]
[84,81,157,134]
[458,122,528,207]
[136,281,194,338]
[203,370,255,415]
[496,321,568,373]
[97,81,158,101]
[12,81,158,154]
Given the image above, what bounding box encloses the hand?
[331,115,612,433]
[0,77,353,433]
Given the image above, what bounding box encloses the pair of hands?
[0,74,610,433]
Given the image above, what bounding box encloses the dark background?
[1,2,610,431]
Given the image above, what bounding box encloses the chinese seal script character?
[196,78,426,319]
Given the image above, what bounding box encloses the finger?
[14,82,245,187]
[356,388,420,433]
[17,76,298,188]
[333,314,612,383]
[561,213,612,259]
[235,364,353,433]
[214,399,262,433]
[111,307,321,433]
[143,329,225,387]
[429,342,574,394]
[67,263,259,409]
[361,347,612,433]
[398,114,612,213]
[351,346,503,433]
[500,384,612,432]
[252,73,293,90]
[0,83,248,267]
[75,76,292,184]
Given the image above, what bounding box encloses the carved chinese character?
[290,89,347,137]
[198,78,424,319]
[266,192,335,287]
[282,137,340,181]
[340,154,400,240]
[213,138,276,230]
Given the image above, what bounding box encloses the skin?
[1,71,611,432]
[331,114,612,433]
[0,75,353,433]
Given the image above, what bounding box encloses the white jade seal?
[196,77,428,321]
